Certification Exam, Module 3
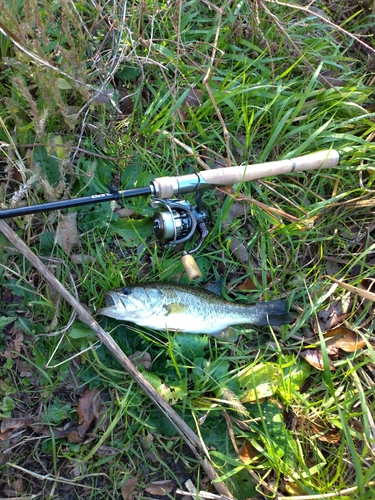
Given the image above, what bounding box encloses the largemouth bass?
[98,283,293,342]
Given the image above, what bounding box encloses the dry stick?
[0,219,234,499]
[160,130,211,170]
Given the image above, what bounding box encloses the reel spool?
[150,193,210,279]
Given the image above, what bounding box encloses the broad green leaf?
[277,358,311,403]
[141,371,184,403]
[116,66,142,82]
[174,333,208,358]
[0,316,16,331]
[42,401,72,424]
[33,146,60,187]
[1,395,15,416]
[109,218,153,247]
[238,362,280,403]
[68,321,96,340]
[56,78,72,90]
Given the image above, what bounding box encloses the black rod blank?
[0,186,153,219]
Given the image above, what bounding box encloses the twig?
[5,463,99,490]
[0,219,234,499]
[160,130,211,170]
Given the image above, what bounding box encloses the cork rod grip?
[199,149,339,185]
[152,149,340,198]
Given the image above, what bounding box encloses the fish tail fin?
[254,299,293,326]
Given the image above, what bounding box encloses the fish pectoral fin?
[210,327,238,342]
[163,303,189,316]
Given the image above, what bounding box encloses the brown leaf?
[76,387,101,437]
[3,476,24,497]
[180,87,202,120]
[316,300,351,332]
[238,276,257,291]
[121,476,138,500]
[96,445,122,456]
[119,88,134,116]
[229,237,248,264]
[139,433,159,462]
[1,328,24,359]
[325,326,366,353]
[144,480,174,496]
[66,427,84,444]
[310,418,342,443]
[92,88,118,104]
[0,416,34,441]
[55,212,80,255]
[238,439,260,464]
[129,351,152,370]
[300,349,336,371]
[2,288,23,305]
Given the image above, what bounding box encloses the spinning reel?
[150,192,210,279]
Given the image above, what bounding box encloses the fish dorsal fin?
[164,303,189,316]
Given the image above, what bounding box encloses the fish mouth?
[97,291,126,317]
[104,291,117,308]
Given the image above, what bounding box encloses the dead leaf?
[92,88,115,104]
[300,349,336,371]
[238,276,257,291]
[3,476,24,497]
[144,480,174,496]
[0,416,34,441]
[66,427,83,444]
[121,476,138,500]
[2,328,24,359]
[115,208,136,218]
[316,300,351,332]
[139,433,159,462]
[238,439,260,464]
[238,274,271,291]
[180,87,202,120]
[76,387,101,437]
[2,288,23,304]
[96,445,122,456]
[310,418,342,443]
[229,237,248,264]
[129,351,152,370]
[119,88,134,116]
[55,212,80,255]
[139,433,153,451]
[325,326,366,353]
[69,254,96,264]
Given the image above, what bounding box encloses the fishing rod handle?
[151,149,340,199]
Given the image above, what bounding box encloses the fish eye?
[122,287,131,295]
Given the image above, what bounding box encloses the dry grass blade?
[325,275,375,302]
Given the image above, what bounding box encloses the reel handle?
[151,149,340,199]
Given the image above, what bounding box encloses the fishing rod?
[0,149,340,277]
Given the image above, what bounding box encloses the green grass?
[1,0,375,498]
